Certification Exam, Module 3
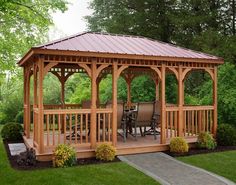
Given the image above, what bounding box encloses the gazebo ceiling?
[18,32,224,66]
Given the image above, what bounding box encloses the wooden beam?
[18,48,224,67]
[112,61,118,146]
[43,62,58,76]
[178,65,184,137]
[161,64,166,144]
[38,57,44,153]
[90,61,97,148]
[150,66,162,80]
[78,63,91,78]
[213,67,217,136]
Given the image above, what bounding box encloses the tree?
[0,0,68,124]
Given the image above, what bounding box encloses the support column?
[33,63,38,144]
[178,65,184,137]
[112,62,118,146]
[24,67,31,138]
[213,67,218,136]
[161,64,166,144]
[91,61,97,149]
[38,57,44,154]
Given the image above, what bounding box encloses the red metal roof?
[35,32,221,60]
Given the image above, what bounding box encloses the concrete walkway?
[118,153,235,185]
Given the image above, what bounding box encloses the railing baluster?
[85,113,88,143]
[69,114,72,144]
[103,113,106,142]
[108,113,111,142]
[75,114,78,144]
[98,113,100,142]
[46,114,49,146]
[58,114,61,144]
[53,114,55,146]
[63,114,66,144]
[170,111,173,138]
[80,113,83,144]
[174,111,177,137]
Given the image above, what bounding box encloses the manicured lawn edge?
[177,150,236,183]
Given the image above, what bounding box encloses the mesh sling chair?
[131,101,160,140]
[143,100,161,138]
[105,100,127,142]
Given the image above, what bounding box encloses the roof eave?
[18,48,224,66]
[17,48,35,66]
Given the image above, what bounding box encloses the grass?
[178,150,236,183]
[0,125,160,185]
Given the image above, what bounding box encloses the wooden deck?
[23,131,197,161]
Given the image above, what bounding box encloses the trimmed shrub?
[197,132,216,149]
[95,143,116,161]
[15,110,24,124]
[53,144,76,167]
[1,122,23,141]
[169,137,189,153]
[217,124,236,146]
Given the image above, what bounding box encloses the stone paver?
[119,152,235,185]
[8,143,26,156]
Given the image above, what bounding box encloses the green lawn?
[0,125,159,185]
[178,151,236,183]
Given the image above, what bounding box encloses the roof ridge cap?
[34,31,91,48]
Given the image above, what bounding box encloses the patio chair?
[132,101,160,140]
[105,100,127,142]
[143,100,161,138]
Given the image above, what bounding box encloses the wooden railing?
[39,108,113,150]
[166,105,214,139]
[166,106,179,138]
[43,104,81,109]
[183,106,214,137]
[96,109,113,143]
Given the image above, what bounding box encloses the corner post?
[161,63,166,144]
[38,56,44,154]
[91,60,97,149]
[178,65,184,137]
[24,66,31,138]
[33,63,38,144]
[112,61,118,146]
[213,66,218,136]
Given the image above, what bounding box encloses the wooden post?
[33,63,38,144]
[24,67,31,138]
[161,64,166,144]
[178,65,184,137]
[112,62,118,146]
[90,61,97,149]
[213,67,218,136]
[38,57,44,153]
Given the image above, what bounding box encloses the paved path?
[118,153,235,185]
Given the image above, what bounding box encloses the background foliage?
[0,0,235,127]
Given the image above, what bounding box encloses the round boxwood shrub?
[169,137,189,153]
[15,110,24,124]
[1,122,23,141]
[197,132,216,149]
[53,144,76,167]
[217,124,236,146]
[95,143,116,161]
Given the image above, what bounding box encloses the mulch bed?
[3,140,120,171]
[165,145,236,157]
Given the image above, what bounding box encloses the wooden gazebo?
[18,32,223,161]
